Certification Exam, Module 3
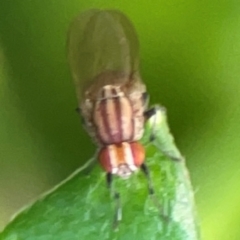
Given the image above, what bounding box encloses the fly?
[67,9,161,226]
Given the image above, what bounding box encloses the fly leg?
[140,163,155,195]
[144,105,164,142]
[106,173,122,229]
[140,163,168,221]
[75,107,81,113]
[144,106,182,162]
[75,107,86,126]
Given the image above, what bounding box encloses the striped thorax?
[80,72,146,146]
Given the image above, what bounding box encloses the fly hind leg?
[144,105,164,142]
[144,106,182,162]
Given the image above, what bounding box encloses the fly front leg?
[140,163,155,196]
[140,163,168,221]
[106,173,122,229]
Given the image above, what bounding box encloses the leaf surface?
[0,109,200,240]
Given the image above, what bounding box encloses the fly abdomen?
[93,85,134,144]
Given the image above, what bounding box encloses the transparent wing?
[67,9,140,101]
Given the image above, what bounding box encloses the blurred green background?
[0,1,240,239]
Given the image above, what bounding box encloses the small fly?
[67,9,160,225]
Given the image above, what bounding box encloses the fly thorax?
[80,99,93,126]
[128,91,146,140]
[97,85,124,99]
[92,85,135,144]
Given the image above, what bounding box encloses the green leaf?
[0,108,200,240]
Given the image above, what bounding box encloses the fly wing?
[67,9,141,102]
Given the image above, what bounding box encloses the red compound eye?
[129,142,145,167]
